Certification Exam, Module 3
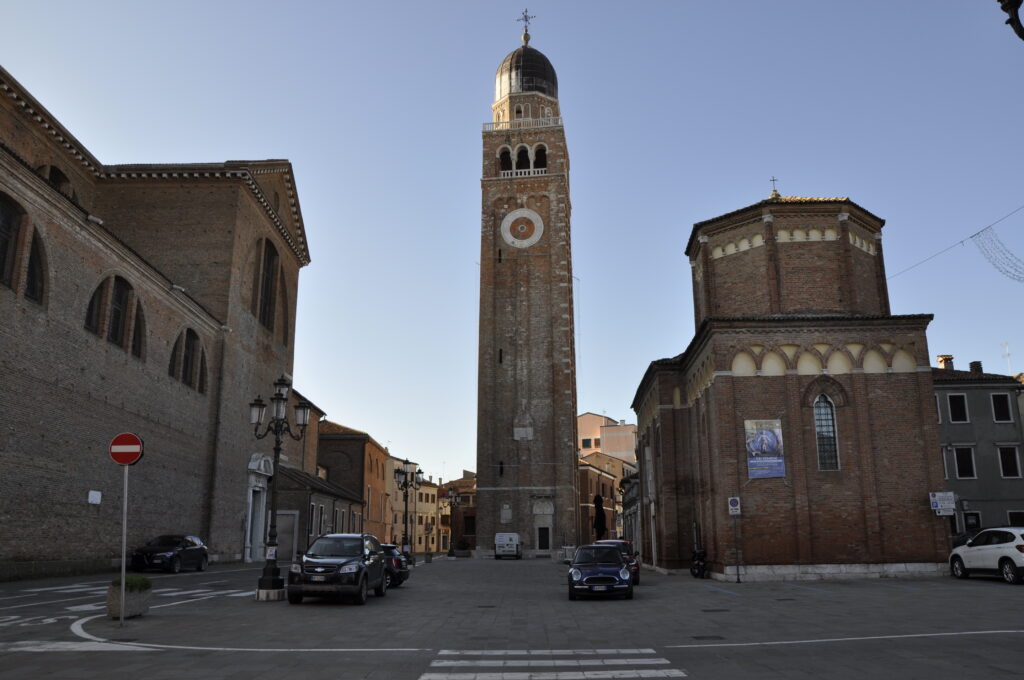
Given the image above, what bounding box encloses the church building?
[632,193,949,579]
[475,26,579,556]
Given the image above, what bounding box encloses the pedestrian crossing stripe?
[432,659,671,667]
[438,650,657,656]
[419,671,686,679]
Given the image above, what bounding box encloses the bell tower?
[476,22,579,557]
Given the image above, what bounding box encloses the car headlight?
[339,563,359,574]
[619,568,631,581]
[569,568,581,581]
[158,551,175,558]
[289,563,301,574]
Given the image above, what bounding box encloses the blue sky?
[4,1,1022,481]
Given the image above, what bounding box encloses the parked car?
[596,538,640,585]
[381,543,410,588]
[565,544,634,600]
[130,535,208,573]
[949,527,1024,584]
[287,533,388,605]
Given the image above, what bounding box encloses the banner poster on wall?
[744,419,785,479]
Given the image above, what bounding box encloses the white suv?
[949,527,1024,584]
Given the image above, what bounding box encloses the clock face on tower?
[500,208,544,249]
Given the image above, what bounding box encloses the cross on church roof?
[518,8,536,45]
[769,176,781,199]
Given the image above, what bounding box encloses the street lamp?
[393,459,424,559]
[444,485,460,557]
[998,0,1024,41]
[249,375,311,601]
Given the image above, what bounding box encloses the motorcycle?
[689,549,709,578]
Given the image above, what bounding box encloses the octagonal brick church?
[632,193,949,579]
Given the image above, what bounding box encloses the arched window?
[131,301,146,358]
[813,394,839,471]
[0,193,24,289]
[499,149,512,172]
[46,166,73,197]
[534,145,547,169]
[256,240,279,331]
[279,277,290,346]
[514,105,523,119]
[107,276,132,347]
[84,280,108,335]
[169,328,206,393]
[515,148,530,170]
[24,230,46,304]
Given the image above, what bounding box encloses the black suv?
[381,543,410,588]
[130,535,208,573]
[287,533,387,605]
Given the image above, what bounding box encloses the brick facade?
[0,65,310,578]
[633,195,948,579]
[476,40,579,556]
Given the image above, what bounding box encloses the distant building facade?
[633,194,948,580]
[933,356,1024,532]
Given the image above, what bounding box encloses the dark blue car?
[566,544,634,600]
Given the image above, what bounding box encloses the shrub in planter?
[107,574,153,619]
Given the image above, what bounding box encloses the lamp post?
[444,485,460,557]
[249,375,311,601]
[393,459,423,559]
[999,0,1024,41]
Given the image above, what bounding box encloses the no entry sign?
[109,432,144,465]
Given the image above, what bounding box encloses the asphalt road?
[0,556,1022,679]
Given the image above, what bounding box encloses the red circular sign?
[109,432,144,466]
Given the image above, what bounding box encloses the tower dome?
[494,43,558,101]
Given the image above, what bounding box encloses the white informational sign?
[728,496,741,516]
[266,546,277,560]
[929,491,956,510]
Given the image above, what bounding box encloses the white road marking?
[0,594,105,611]
[432,660,670,668]
[0,640,157,652]
[154,589,214,597]
[226,591,257,597]
[419,672,685,679]
[666,629,1024,648]
[21,581,109,592]
[439,650,657,656]
[65,603,107,612]
[0,594,36,602]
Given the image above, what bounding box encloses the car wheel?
[351,578,368,605]
[374,574,387,597]
[950,556,969,579]
[1000,559,1021,584]
[287,591,302,605]
[196,555,208,572]
[169,557,181,574]
[568,585,577,601]
[385,572,393,589]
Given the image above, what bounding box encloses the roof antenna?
[518,8,535,46]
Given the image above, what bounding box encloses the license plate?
[152,558,162,563]
[310,575,326,582]
[592,585,607,591]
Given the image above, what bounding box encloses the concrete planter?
[107,584,152,619]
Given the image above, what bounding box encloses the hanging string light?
[971,227,1024,283]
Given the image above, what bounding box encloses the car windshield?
[307,536,363,557]
[146,535,184,547]
[574,547,623,564]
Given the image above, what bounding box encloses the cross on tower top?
[769,176,780,198]
[518,8,536,45]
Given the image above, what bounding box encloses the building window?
[308,503,315,535]
[1008,511,1024,526]
[499,148,512,172]
[954,447,976,479]
[318,505,325,535]
[999,446,1021,478]
[534,145,547,169]
[107,276,132,347]
[992,394,1013,423]
[169,328,207,392]
[257,240,279,330]
[131,302,146,358]
[0,193,24,289]
[814,394,840,471]
[332,508,339,532]
[84,280,108,334]
[594,438,601,448]
[935,394,941,424]
[582,438,592,449]
[24,231,45,304]
[515,147,530,170]
[963,511,981,532]
[948,394,969,423]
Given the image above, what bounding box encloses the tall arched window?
[107,276,132,347]
[84,280,108,335]
[24,230,46,304]
[499,149,512,172]
[256,240,279,331]
[131,301,146,358]
[515,148,530,170]
[169,327,206,393]
[813,394,840,471]
[0,193,24,289]
[534,145,547,169]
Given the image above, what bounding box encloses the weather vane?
[518,8,535,45]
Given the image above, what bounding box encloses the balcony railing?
[483,117,563,132]
[499,168,547,178]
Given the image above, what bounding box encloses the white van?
[494,532,522,559]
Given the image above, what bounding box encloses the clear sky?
[4,1,1022,483]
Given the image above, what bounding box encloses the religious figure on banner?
[744,419,785,479]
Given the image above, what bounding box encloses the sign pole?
[120,464,128,628]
